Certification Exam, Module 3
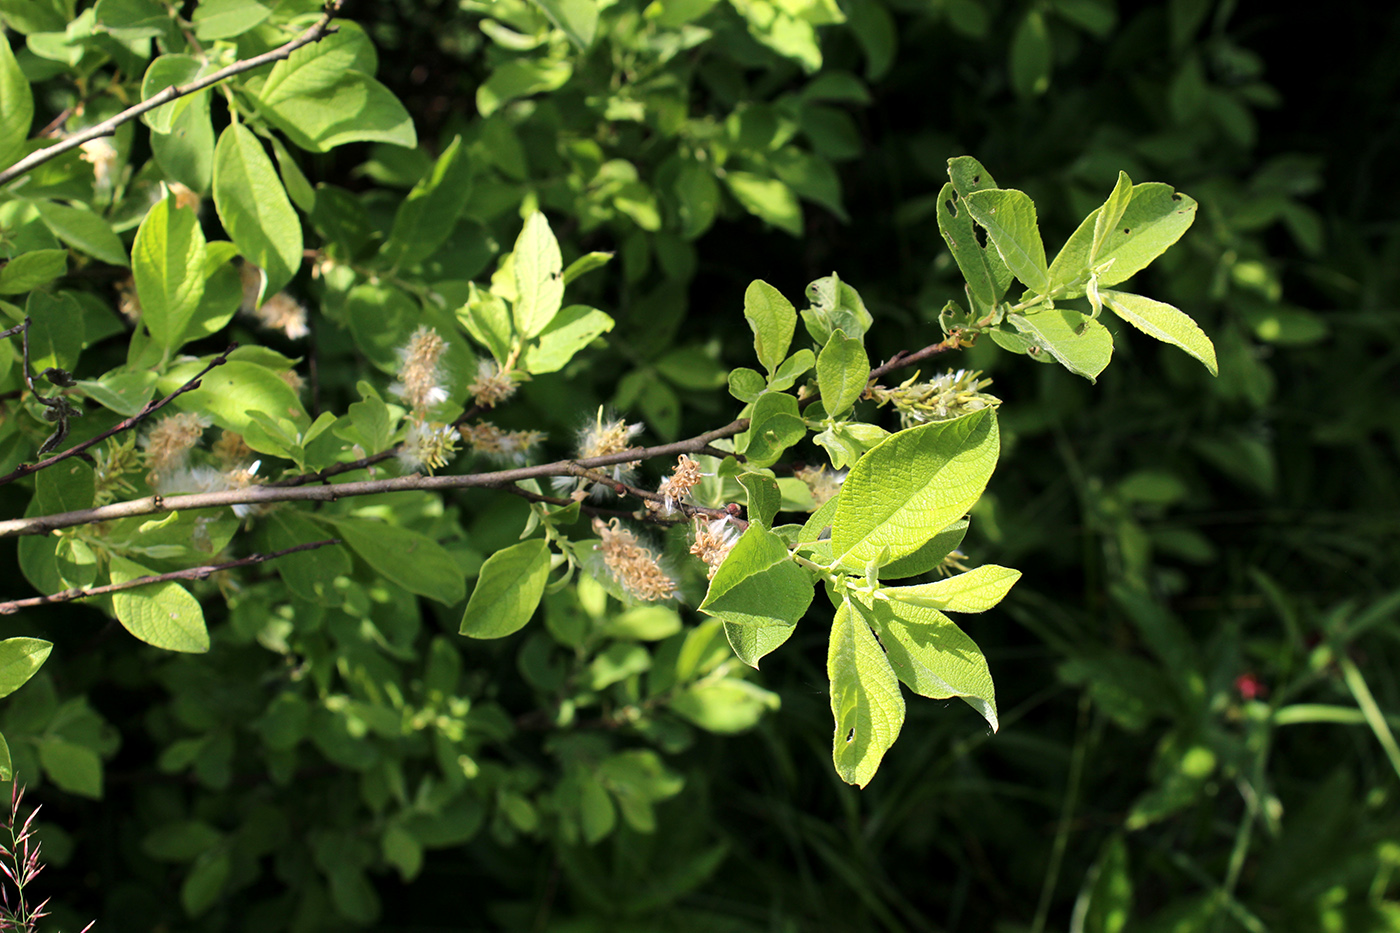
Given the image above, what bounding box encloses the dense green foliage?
[1,0,1398,931]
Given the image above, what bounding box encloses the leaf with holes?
[828,596,904,787]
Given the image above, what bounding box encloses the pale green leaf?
[743,279,796,373]
[816,329,869,415]
[110,555,211,653]
[880,564,1021,612]
[561,251,613,285]
[1091,171,1134,264]
[192,0,270,40]
[512,212,565,339]
[140,54,202,134]
[736,471,781,528]
[831,410,999,571]
[151,88,214,193]
[157,360,310,452]
[521,305,613,374]
[1101,290,1217,375]
[0,249,67,295]
[961,188,1050,294]
[670,679,780,733]
[457,282,514,363]
[936,182,1011,313]
[1009,308,1114,382]
[0,638,52,699]
[1094,184,1198,287]
[1048,170,1133,293]
[459,539,551,638]
[724,172,803,236]
[859,594,998,731]
[213,123,302,299]
[132,191,206,350]
[0,28,35,167]
[741,391,805,468]
[829,598,904,787]
[476,60,572,117]
[699,524,813,667]
[34,200,129,266]
[803,272,873,343]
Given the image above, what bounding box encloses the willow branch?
[0,539,339,615]
[867,336,959,385]
[0,345,237,487]
[0,2,345,188]
[0,419,751,538]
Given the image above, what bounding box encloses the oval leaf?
[829,598,904,788]
[459,539,551,638]
[880,564,1021,613]
[1101,290,1218,376]
[213,123,303,300]
[0,638,52,699]
[831,410,999,571]
[110,555,211,653]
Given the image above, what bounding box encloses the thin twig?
[0,2,345,188]
[0,539,339,615]
[866,336,959,385]
[0,344,238,487]
[0,419,751,538]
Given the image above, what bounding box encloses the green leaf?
[110,555,211,653]
[521,305,614,374]
[828,597,904,787]
[0,638,52,699]
[132,191,205,351]
[157,360,309,452]
[264,511,350,605]
[768,348,816,391]
[192,0,270,40]
[260,72,416,152]
[858,593,997,730]
[0,249,67,295]
[816,329,869,415]
[512,212,565,339]
[38,737,103,798]
[457,283,514,363]
[936,183,1012,314]
[36,457,93,515]
[723,172,803,236]
[878,518,968,579]
[0,29,34,168]
[880,564,1021,612]
[676,161,719,239]
[803,272,873,343]
[1048,171,1133,294]
[1093,183,1198,287]
[213,123,302,299]
[1009,308,1114,382]
[743,280,796,373]
[345,282,414,373]
[1009,8,1052,98]
[94,0,168,37]
[736,471,781,527]
[1101,290,1218,375]
[741,391,806,468]
[831,410,999,572]
[0,734,11,782]
[269,136,315,213]
[151,88,214,193]
[598,605,682,641]
[961,188,1050,294]
[1076,834,1133,933]
[328,517,467,606]
[181,849,230,917]
[34,200,128,266]
[380,135,473,269]
[1091,171,1135,265]
[141,54,202,134]
[476,60,573,117]
[669,679,780,733]
[142,820,224,862]
[699,525,814,667]
[946,155,1000,199]
[459,539,551,638]
[531,0,599,49]
[24,290,83,372]
[561,251,613,285]
[727,367,765,403]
